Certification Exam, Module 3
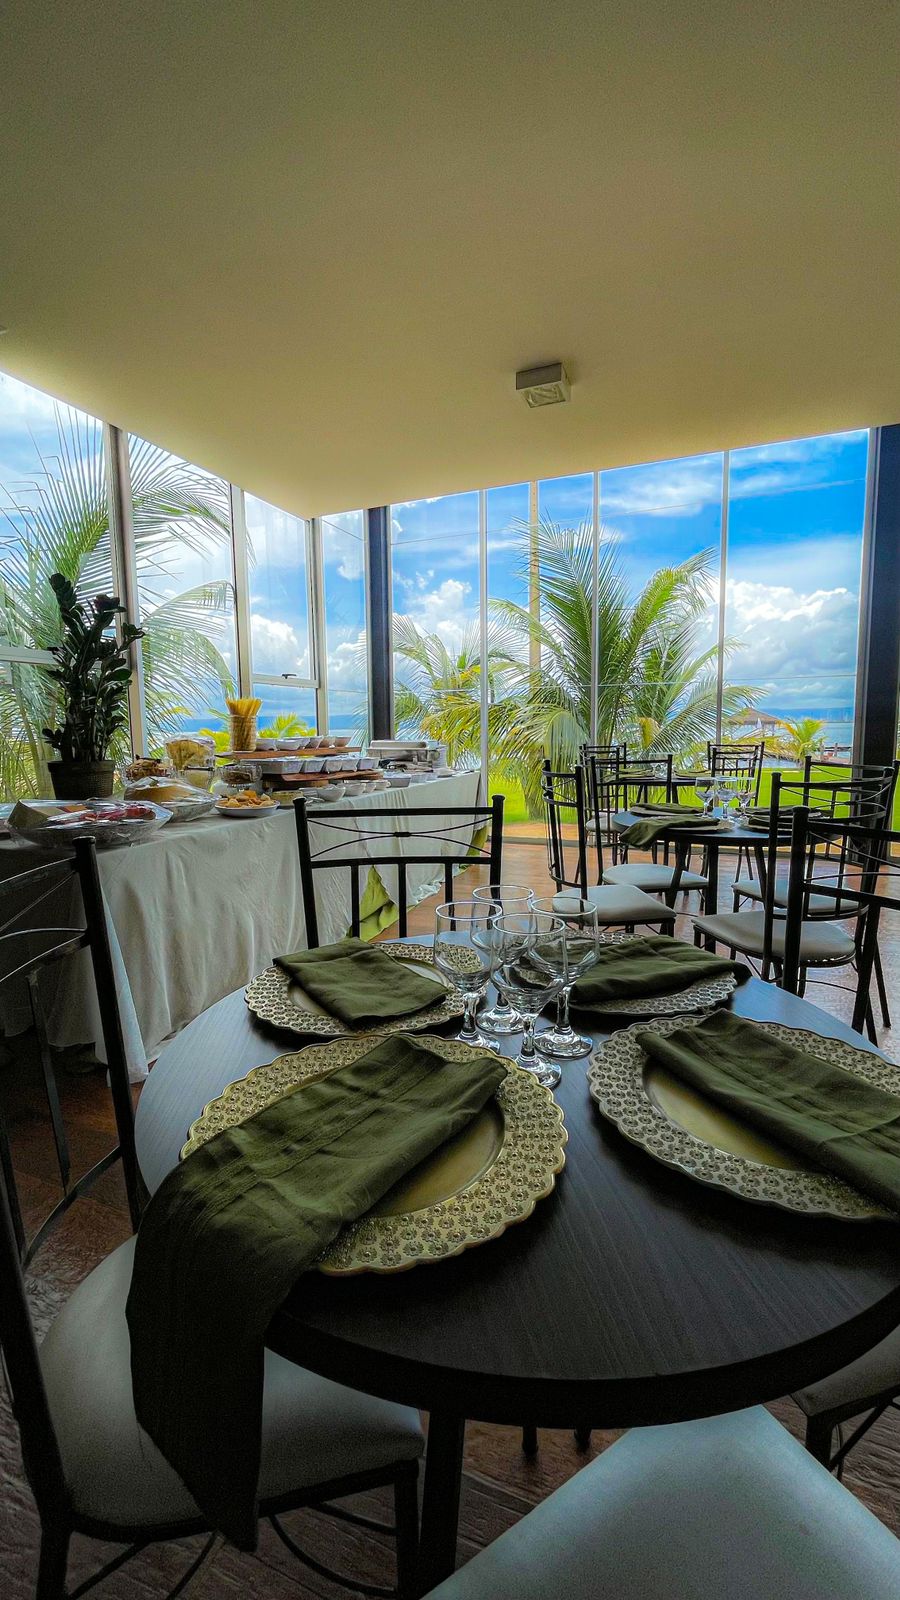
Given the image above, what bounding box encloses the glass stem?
[520,1015,536,1058]
[460,991,481,1040]
[555,985,573,1035]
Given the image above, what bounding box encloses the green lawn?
[486,765,900,829]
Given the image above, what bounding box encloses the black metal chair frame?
[294,794,504,946]
[0,838,141,1254]
[587,754,676,876]
[542,762,590,897]
[781,807,900,1037]
[705,741,765,882]
[0,841,421,1600]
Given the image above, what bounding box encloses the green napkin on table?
[274,936,445,1027]
[620,802,719,849]
[570,935,741,1007]
[126,1034,506,1549]
[635,1009,900,1214]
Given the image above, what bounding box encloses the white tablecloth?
[0,771,482,1080]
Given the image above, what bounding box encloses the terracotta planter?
[48,759,116,801]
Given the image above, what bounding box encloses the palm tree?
[0,408,235,795]
[769,716,828,762]
[489,520,755,807]
[391,615,540,790]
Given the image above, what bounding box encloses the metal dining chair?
[731,761,899,1029]
[591,753,709,905]
[1,849,423,1600]
[294,792,504,945]
[422,1408,900,1599]
[775,805,900,1472]
[705,740,765,883]
[541,763,676,930]
[0,837,142,1246]
[692,772,893,1014]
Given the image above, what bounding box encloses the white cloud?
[398,576,478,653]
[725,579,858,704]
[249,611,310,677]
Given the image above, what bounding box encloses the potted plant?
[41,573,144,800]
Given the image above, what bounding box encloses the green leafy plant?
[0,405,235,797]
[41,574,144,763]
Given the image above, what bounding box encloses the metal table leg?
[416,1411,466,1596]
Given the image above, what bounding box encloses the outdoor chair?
[0,843,423,1600]
[591,752,709,904]
[423,1408,900,1599]
[294,793,503,945]
[541,762,675,929]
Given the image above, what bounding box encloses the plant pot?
[48,759,116,801]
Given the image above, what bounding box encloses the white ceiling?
[1,1,898,516]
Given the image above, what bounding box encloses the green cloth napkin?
[274,936,445,1026]
[620,802,718,849]
[126,1035,506,1549]
[635,1010,900,1214]
[570,935,740,1007]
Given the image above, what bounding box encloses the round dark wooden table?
[615,807,769,942]
[136,964,900,1594]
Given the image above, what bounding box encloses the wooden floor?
[2,834,900,1595]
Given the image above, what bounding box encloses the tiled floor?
[2,834,899,1595]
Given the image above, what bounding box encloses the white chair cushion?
[426,1408,900,1600]
[552,887,675,924]
[603,863,708,892]
[40,1237,423,1529]
[732,879,860,918]
[691,910,855,963]
[793,1322,900,1420]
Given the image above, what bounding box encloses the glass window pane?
[127,435,236,752]
[245,494,312,694]
[486,482,532,818]
[252,680,316,734]
[724,431,868,769]
[599,452,723,763]
[390,492,480,764]
[321,508,366,740]
[0,373,113,797]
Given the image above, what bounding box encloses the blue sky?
[390,431,869,726]
[0,368,869,732]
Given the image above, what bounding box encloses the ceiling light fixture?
[516,361,570,407]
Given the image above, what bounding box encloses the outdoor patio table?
[136,959,900,1596]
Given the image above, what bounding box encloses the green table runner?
[636,1010,900,1213]
[274,936,445,1026]
[127,1035,506,1548]
[570,936,740,1007]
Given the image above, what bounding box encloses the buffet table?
[0,771,481,1078]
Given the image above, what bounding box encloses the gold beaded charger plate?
[570,935,738,1018]
[181,1033,568,1274]
[244,941,469,1039]
[588,1015,899,1221]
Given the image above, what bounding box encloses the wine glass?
[491,912,567,1087]
[471,883,532,1034]
[694,778,718,817]
[734,777,754,823]
[433,901,500,1051]
[529,896,602,1060]
[716,777,738,825]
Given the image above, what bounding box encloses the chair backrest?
[541,762,589,894]
[757,769,897,973]
[708,741,765,799]
[294,794,504,946]
[0,838,141,1528]
[583,753,674,876]
[781,807,900,1032]
[0,837,140,1260]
